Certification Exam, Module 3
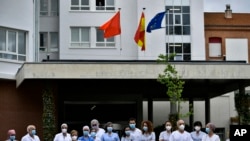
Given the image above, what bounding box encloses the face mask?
[195,126,201,131]
[90,132,96,137]
[31,129,36,135]
[72,136,77,140]
[10,135,15,140]
[179,125,185,130]
[125,131,130,136]
[205,128,210,133]
[129,124,136,129]
[143,126,148,131]
[107,127,113,132]
[83,131,89,136]
[166,126,172,131]
[62,129,67,133]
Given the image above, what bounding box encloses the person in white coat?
[21,125,40,141]
[53,123,72,141]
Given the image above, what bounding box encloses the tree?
[157,54,191,129]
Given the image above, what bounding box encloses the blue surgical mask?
[83,131,89,136]
[205,128,210,133]
[31,129,36,135]
[129,124,136,129]
[90,132,96,137]
[143,126,148,131]
[125,131,130,136]
[10,135,15,140]
[107,127,113,132]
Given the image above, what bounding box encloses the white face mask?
[62,129,67,133]
[179,125,185,130]
[194,126,201,131]
[72,136,77,140]
[166,126,172,131]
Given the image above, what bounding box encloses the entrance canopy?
[16,61,250,99]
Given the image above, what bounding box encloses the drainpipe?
[34,0,40,62]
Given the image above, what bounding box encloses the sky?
[204,0,250,13]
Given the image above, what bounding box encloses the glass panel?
[169,26,174,35]
[175,46,182,53]
[18,55,26,61]
[174,55,182,60]
[71,7,80,10]
[71,28,79,42]
[40,0,48,16]
[71,0,79,5]
[174,26,182,35]
[106,43,115,47]
[96,29,104,42]
[106,0,114,5]
[71,43,81,46]
[107,37,114,42]
[81,0,89,5]
[51,0,58,16]
[182,6,190,13]
[175,14,181,24]
[106,7,115,10]
[40,33,48,47]
[183,26,190,35]
[183,43,191,53]
[182,14,190,25]
[80,43,90,47]
[81,28,90,42]
[184,54,191,60]
[18,31,26,55]
[0,29,6,51]
[96,0,104,6]
[50,32,58,52]
[169,14,173,25]
[8,31,16,52]
[4,54,17,60]
[165,6,173,12]
[81,7,90,10]
[173,6,181,13]
[96,43,105,46]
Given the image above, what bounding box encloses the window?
[96,28,115,47]
[166,43,191,61]
[166,6,190,35]
[70,27,90,48]
[40,32,58,52]
[209,37,222,57]
[0,28,26,61]
[96,0,115,11]
[40,0,58,16]
[71,0,90,10]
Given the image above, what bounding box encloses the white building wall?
[190,0,206,60]
[0,0,34,79]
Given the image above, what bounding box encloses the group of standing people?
[52,118,221,141]
[5,118,221,141]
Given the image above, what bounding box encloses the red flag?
[134,12,145,51]
[99,11,121,38]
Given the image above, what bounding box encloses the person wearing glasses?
[90,119,105,139]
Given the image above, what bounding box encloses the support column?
[189,98,194,129]
[137,96,143,127]
[148,97,153,122]
[205,98,210,124]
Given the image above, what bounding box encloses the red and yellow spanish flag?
[99,11,121,38]
[134,12,145,51]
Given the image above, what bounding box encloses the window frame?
[70,0,90,11]
[96,0,115,11]
[70,27,91,48]
[0,28,26,62]
[95,27,115,48]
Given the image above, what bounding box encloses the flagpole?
[118,8,122,55]
[143,7,146,56]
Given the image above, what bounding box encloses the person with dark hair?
[159,121,172,141]
[128,118,142,141]
[190,121,206,141]
[201,123,220,141]
[140,120,155,141]
[121,126,135,141]
[101,122,120,141]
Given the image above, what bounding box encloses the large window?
[96,0,115,11]
[70,27,90,48]
[166,43,191,61]
[0,28,26,61]
[96,28,115,47]
[40,32,58,52]
[166,6,190,35]
[71,0,90,10]
[40,0,58,16]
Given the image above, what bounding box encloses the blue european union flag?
[146,11,166,33]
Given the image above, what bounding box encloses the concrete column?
[205,98,210,124]
[137,96,143,127]
[148,97,153,122]
[189,98,194,129]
